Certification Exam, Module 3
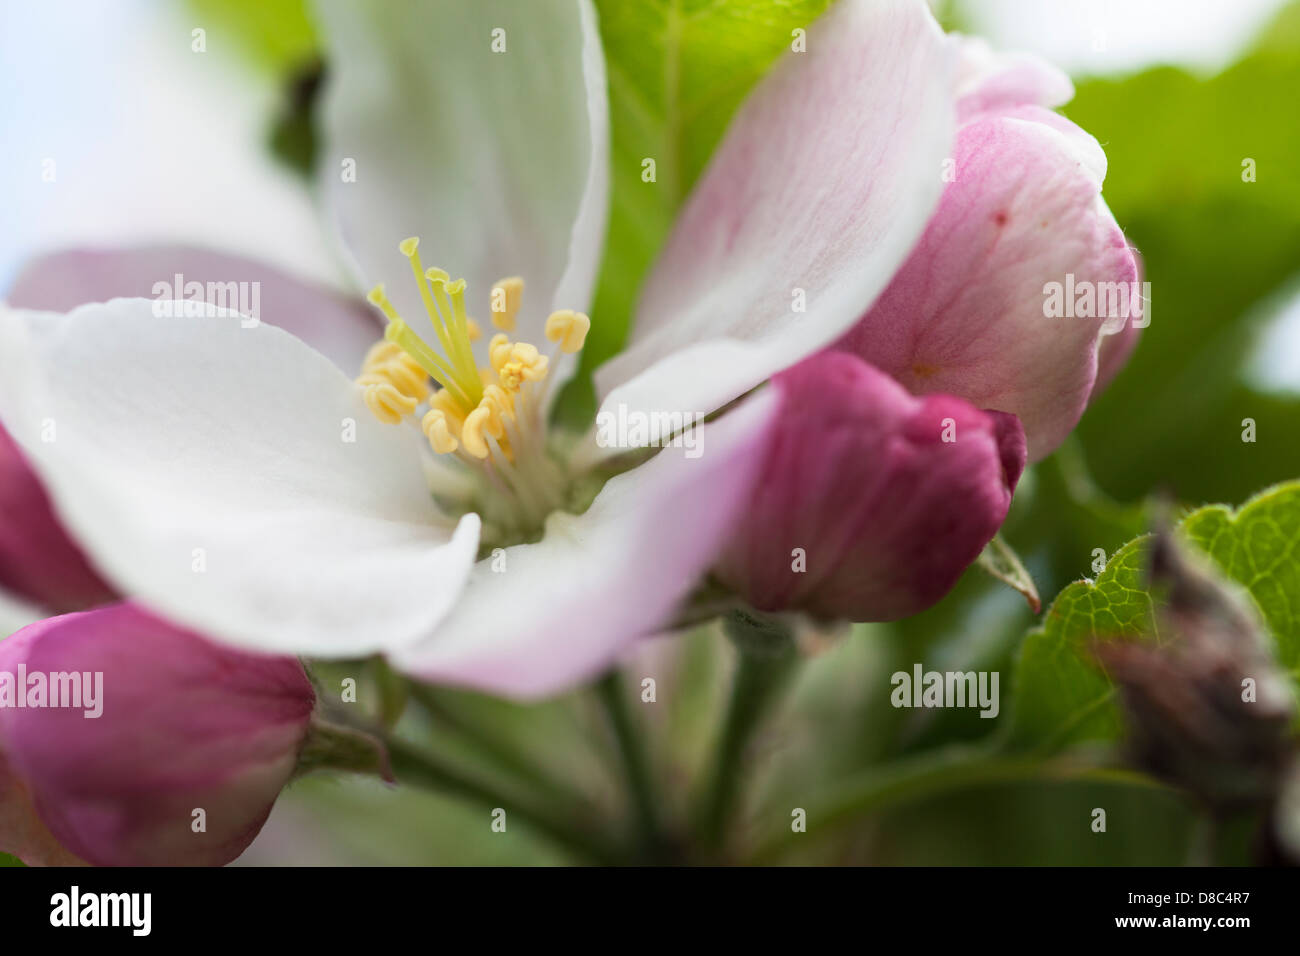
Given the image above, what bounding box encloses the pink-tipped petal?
[950,33,1074,121]
[835,107,1138,461]
[715,352,1024,622]
[0,603,314,866]
[1091,245,1147,400]
[595,0,955,422]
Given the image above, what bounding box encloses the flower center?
[356,237,591,540]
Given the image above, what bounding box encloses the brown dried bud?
[1094,528,1295,812]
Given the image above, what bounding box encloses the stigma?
[356,237,590,533]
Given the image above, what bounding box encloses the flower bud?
[714,352,1025,622]
[1095,530,1296,811]
[0,603,315,865]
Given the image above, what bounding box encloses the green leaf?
[556,0,834,424]
[1182,485,1300,669]
[1007,480,1300,752]
[1062,4,1300,502]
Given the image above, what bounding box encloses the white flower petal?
[0,299,479,657]
[315,0,609,394]
[391,389,779,698]
[594,0,955,421]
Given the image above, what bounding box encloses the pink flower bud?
[715,352,1024,621]
[836,41,1139,462]
[0,602,314,865]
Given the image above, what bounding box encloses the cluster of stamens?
[355,237,590,531]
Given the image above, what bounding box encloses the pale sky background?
[0,0,337,293]
[955,0,1290,75]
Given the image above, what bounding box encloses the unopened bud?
[1095,529,1295,811]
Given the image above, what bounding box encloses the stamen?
[422,408,459,454]
[498,343,548,392]
[429,389,467,431]
[359,378,419,424]
[489,333,513,373]
[426,271,482,403]
[354,239,589,535]
[461,405,494,459]
[544,309,591,353]
[400,237,461,374]
[362,342,431,403]
[381,315,472,408]
[490,277,524,332]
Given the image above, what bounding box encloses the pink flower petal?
[1092,245,1147,400]
[835,107,1138,461]
[0,422,114,614]
[596,0,955,422]
[6,246,380,374]
[950,33,1074,122]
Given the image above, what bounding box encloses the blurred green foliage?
[1066,3,1300,504]
[186,0,318,75]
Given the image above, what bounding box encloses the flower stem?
[385,735,619,864]
[695,614,800,852]
[595,670,670,859]
[407,684,572,808]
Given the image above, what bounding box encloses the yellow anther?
[424,266,449,284]
[361,341,430,403]
[509,342,540,364]
[490,277,524,332]
[399,236,420,257]
[481,383,515,425]
[422,408,459,454]
[363,341,399,366]
[489,333,513,372]
[461,406,493,459]
[386,360,431,402]
[466,318,483,341]
[544,309,591,354]
[359,378,418,425]
[430,388,468,430]
[498,342,548,391]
